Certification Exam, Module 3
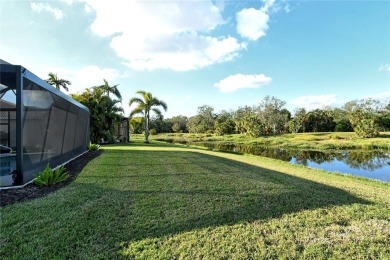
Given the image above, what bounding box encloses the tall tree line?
[148,96,390,139]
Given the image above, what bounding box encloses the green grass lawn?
[1,140,389,259]
[151,132,390,150]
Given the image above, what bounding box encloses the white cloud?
[113,33,245,71]
[236,0,278,41]
[31,2,64,20]
[236,8,269,41]
[364,91,390,102]
[214,73,272,93]
[379,64,390,73]
[79,0,245,71]
[284,4,291,13]
[236,0,290,41]
[292,94,338,110]
[60,0,74,4]
[262,0,276,12]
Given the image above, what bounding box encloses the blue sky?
[1,0,389,118]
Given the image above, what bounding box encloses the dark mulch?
[0,150,103,207]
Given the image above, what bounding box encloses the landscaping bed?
[0,150,103,207]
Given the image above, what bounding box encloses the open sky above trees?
[1,0,389,117]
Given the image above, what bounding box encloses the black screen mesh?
[21,78,89,184]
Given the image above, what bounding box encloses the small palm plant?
[34,164,69,186]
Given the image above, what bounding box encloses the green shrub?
[335,119,353,132]
[214,120,235,136]
[34,164,69,187]
[354,119,379,138]
[89,143,100,151]
[149,129,157,135]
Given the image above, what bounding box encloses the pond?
[165,140,390,182]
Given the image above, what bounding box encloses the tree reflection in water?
[196,142,390,174]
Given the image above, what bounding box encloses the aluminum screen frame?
[0,63,90,187]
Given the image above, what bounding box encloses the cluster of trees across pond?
[133,96,390,139]
[45,73,390,142]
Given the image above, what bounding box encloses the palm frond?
[111,99,122,106]
[151,108,162,117]
[130,106,144,117]
[46,72,71,92]
[112,86,122,100]
[151,98,168,111]
[135,90,147,96]
[129,97,145,106]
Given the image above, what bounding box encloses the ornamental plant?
[34,164,69,187]
[89,143,100,151]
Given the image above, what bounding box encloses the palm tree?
[96,79,122,101]
[72,87,124,144]
[129,90,167,143]
[46,72,71,92]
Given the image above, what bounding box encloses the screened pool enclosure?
[0,60,89,187]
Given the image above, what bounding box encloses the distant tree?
[305,109,336,132]
[354,119,379,138]
[291,108,307,133]
[334,119,353,132]
[215,110,234,124]
[214,110,235,136]
[95,79,122,101]
[129,117,144,134]
[233,106,253,134]
[326,107,353,132]
[241,114,264,137]
[46,72,71,92]
[258,96,290,135]
[187,105,216,133]
[280,108,292,133]
[71,87,123,143]
[344,98,381,138]
[150,115,173,133]
[377,113,390,131]
[129,90,167,143]
[288,120,298,134]
[234,106,264,137]
[376,101,390,131]
[198,105,216,133]
[168,115,188,133]
[187,115,204,133]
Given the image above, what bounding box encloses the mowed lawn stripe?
[1,141,389,259]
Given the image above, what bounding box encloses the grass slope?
[1,140,389,259]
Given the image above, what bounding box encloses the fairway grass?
[1,141,389,259]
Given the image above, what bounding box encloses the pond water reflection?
[169,141,390,182]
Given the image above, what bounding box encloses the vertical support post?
[40,107,53,161]
[7,111,10,146]
[126,118,129,142]
[60,102,70,155]
[15,66,24,185]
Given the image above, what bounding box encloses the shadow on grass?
[73,147,370,255]
[2,146,373,259]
